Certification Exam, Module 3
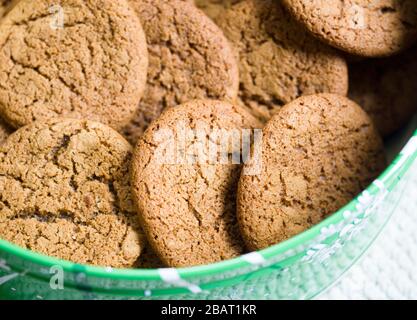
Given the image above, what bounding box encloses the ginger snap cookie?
[131,100,261,267]
[282,0,417,57]
[0,117,12,144]
[238,94,386,250]
[216,0,348,122]
[0,119,145,268]
[0,0,148,130]
[123,0,239,144]
[349,46,417,137]
[194,0,242,23]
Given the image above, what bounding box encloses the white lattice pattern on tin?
[159,268,202,294]
[242,252,266,265]
[0,273,19,286]
[320,163,417,299]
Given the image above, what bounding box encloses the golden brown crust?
[131,100,261,267]
[0,119,145,267]
[0,0,148,130]
[238,94,386,250]
[123,0,239,145]
[282,0,417,57]
[349,46,417,137]
[216,0,348,122]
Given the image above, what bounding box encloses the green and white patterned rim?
[1,130,417,289]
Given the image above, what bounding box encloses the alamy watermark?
[49,4,65,30]
[151,121,263,175]
[49,265,64,290]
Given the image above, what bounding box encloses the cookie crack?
[88,174,126,216]
[12,12,54,27]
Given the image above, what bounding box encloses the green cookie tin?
[1,116,416,300]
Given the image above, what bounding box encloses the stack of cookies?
[0,0,415,268]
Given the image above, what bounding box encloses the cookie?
[0,117,12,144]
[349,46,417,137]
[0,0,148,130]
[123,0,239,145]
[216,0,348,122]
[282,0,417,57]
[131,100,261,267]
[194,0,242,23]
[0,119,145,268]
[238,94,386,250]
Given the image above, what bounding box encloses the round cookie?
[282,0,417,57]
[0,0,148,130]
[194,0,242,23]
[349,46,417,137]
[123,0,239,144]
[0,117,12,144]
[238,94,386,251]
[0,119,145,268]
[131,100,261,267]
[216,0,348,122]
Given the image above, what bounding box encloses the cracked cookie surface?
[216,0,348,122]
[282,0,417,57]
[0,0,148,130]
[349,46,417,137]
[131,100,261,267]
[238,94,386,250]
[0,118,145,268]
[123,0,239,145]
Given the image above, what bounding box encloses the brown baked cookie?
[349,46,417,137]
[0,119,145,268]
[282,0,417,57]
[0,0,148,130]
[216,0,348,122]
[238,94,386,251]
[0,117,12,144]
[131,100,261,267]
[123,0,239,145]
[194,0,242,23]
